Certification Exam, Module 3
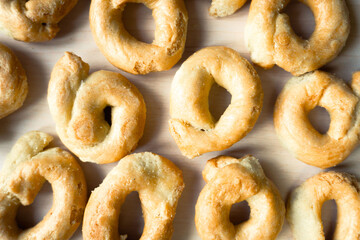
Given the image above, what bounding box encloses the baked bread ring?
[195,155,285,240]
[0,0,78,42]
[287,171,360,240]
[48,52,146,164]
[274,70,360,168]
[0,43,27,119]
[0,131,87,240]
[83,152,184,240]
[245,0,350,76]
[169,46,263,158]
[89,0,188,74]
[209,0,247,17]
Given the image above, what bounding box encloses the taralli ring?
[0,43,27,119]
[195,155,285,240]
[48,52,146,164]
[274,71,360,168]
[83,152,184,240]
[287,171,360,240]
[0,131,87,240]
[245,0,350,76]
[90,0,188,74]
[0,0,78,42]
[169,46,263,158]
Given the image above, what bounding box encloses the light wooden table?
[0,0,359,239]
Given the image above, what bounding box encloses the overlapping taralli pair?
[0,43,27,119]
[0,0,78,41]
[0,131,87,240]
[209,0,350,76]
[195,156,360,240]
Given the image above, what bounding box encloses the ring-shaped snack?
[48,52,146,164]
[274,71,360,168]
[287,171,360,240]
[83,152,184,240]
[195,155,285,240]
[0,0,78,41]
[169,46,263,158]
[89,0,188,74]
[0,43,27,119]
[0,131,87,240]
[245,0,350,76]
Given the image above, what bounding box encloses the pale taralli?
[287,171,360,240]
[48,52,146,164]
[207,0,350,76]
[245,0,350,75]
[83,152,184,240]
[169,46,263,158]
[89,0,188,74]
[274,71,360,168]
[0,131,87,240]
[195,155,285,240]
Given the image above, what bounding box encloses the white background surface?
[0,0,359,239]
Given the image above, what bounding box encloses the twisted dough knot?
[0,0,78,42]
[89,0,188,74]
[0,43,27,119]
[287,171,360,240]
[274,71,360,168]
[169,46,263,158]
[195,155,285,240]
[209,0,350,75]
[83,152,184,240]
[48,52,146,164]
[0,131,87,240]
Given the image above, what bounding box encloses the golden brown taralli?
[89,0,188,74]
[0,0,78,41]
[0,131,87,240]
[274,71,360,168]
[169,46,263,158]
[287,171,360,240]
[245,0,350,76]
[83,152,184,240]
[0,43,27,119]
[48,52,146,164]
[195,155,285,240]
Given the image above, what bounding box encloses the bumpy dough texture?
[0,43,27,119]
[0,131,87,240]
[169,46,263,158]
[0,0,78,42]
[195,155,285,240]
[90,0,188,74]
[245,0,350,76]
[287,171,360,240]
[48,52,146,164]
[274,71,360,168]
[209,0,247,17]
[83,152,184,240]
